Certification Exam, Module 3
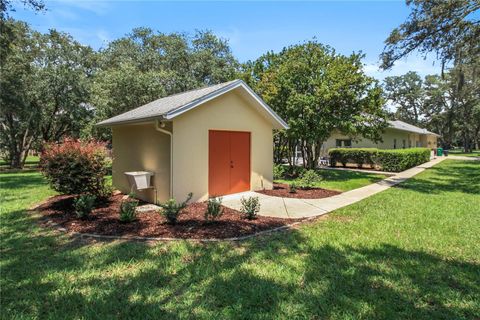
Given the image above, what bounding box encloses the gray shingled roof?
[388,120,438,136]
[97,80,241,126]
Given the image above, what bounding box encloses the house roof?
[96,79,288,129]
[388,120,440,136]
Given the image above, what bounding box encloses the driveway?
[222,157,446,219]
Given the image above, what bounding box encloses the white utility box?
[124,171,154,190]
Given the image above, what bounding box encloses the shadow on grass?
[2,207,479,319]
[318,169,384,182]
[0,173,46,190]
[395,161,480,195]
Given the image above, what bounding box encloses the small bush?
[119,194,139,222]
[273,164,286,179]
[289,182,297,193]
[240,196,260,220]
[159,192,193,224]
[278,165,306,179]
[73,194,96,218]
[41,139,110,198]
[205,197,224,222]
[299,169,322,189]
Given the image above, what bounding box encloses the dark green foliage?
[329,148,378,168]
[273,164,286,180]
[119,194,138,223]
[158,192,193,224]
[329,147,430,172]
[73,194,96,218]
[40,140,110,197]
[289,182,297,194]
[205,197,224,222]
[376,148,431,172]
[299,170,322,189]
[240,196,260,220]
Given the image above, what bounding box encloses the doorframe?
[208,129,251,197]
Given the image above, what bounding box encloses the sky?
[11,0,443,81]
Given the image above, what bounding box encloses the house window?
[393,139,397,149]
[402,139,406,149]
[409,140,412,148]
[336,139,352,147]
[416,141,420,147]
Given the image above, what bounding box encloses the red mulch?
[35,194,300,239]
[256,183,341,199]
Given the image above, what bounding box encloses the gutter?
[155,120,173,199]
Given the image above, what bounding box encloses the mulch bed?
[256,183,341,199]
[35,194,300,240]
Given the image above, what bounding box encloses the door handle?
[230,160,234,168]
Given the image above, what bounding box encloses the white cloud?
[364,55,442,81]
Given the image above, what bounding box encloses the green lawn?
[1,160,479,319]
[276,168,387,191]
[449,150,480,157]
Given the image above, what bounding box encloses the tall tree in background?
[0,20,94,168]
[383,71,424,125]
[381,0,480,70]
[244,41,387,169]
[87,28,239,140]
[381,0,480,151]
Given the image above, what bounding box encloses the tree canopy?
[244,41,388,168]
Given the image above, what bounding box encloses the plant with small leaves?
[119,193,139,222]
[240,196,260,220]
[299,169,322,189]
[73,194,96,218]
[205,196,224,222]
[158,192,193,224]
[289,182,297,194]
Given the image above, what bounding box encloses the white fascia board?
[164,80,289,130]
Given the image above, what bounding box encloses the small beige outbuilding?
[97,80,288,203]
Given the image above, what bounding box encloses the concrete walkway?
[447,155,480,161]
[222,157,446,219]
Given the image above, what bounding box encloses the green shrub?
[328,147,430,172]
[119,194,139,222]
[41,139,110,198]
[377,148,430,172]
[273,164,286,179]
[283,165,306,179]
[329,148,378,168]
[205,197,224,222]
[73,194,96,218]
[240,196,260,220]
[289,182,297,193]
[158,192,193,224]
[299,169,322,189]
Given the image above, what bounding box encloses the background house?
[321,120,439,156]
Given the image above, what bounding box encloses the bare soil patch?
[256,183,341,199]
[36,194,300,239]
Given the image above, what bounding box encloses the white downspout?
[155,120,173,199]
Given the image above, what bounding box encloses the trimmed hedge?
[376,148,431,172]
[328,148,377,168]
[328,147,431,172]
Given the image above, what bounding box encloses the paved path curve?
[222,157,447,219]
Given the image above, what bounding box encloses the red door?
[209,130,250,196]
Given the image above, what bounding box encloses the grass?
[1,160,479,319]
[276,168,387,191]
[449,149,480,157]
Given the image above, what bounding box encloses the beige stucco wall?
[171,90,274,202]
[111,122,171,203]
[321,128,426,156]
